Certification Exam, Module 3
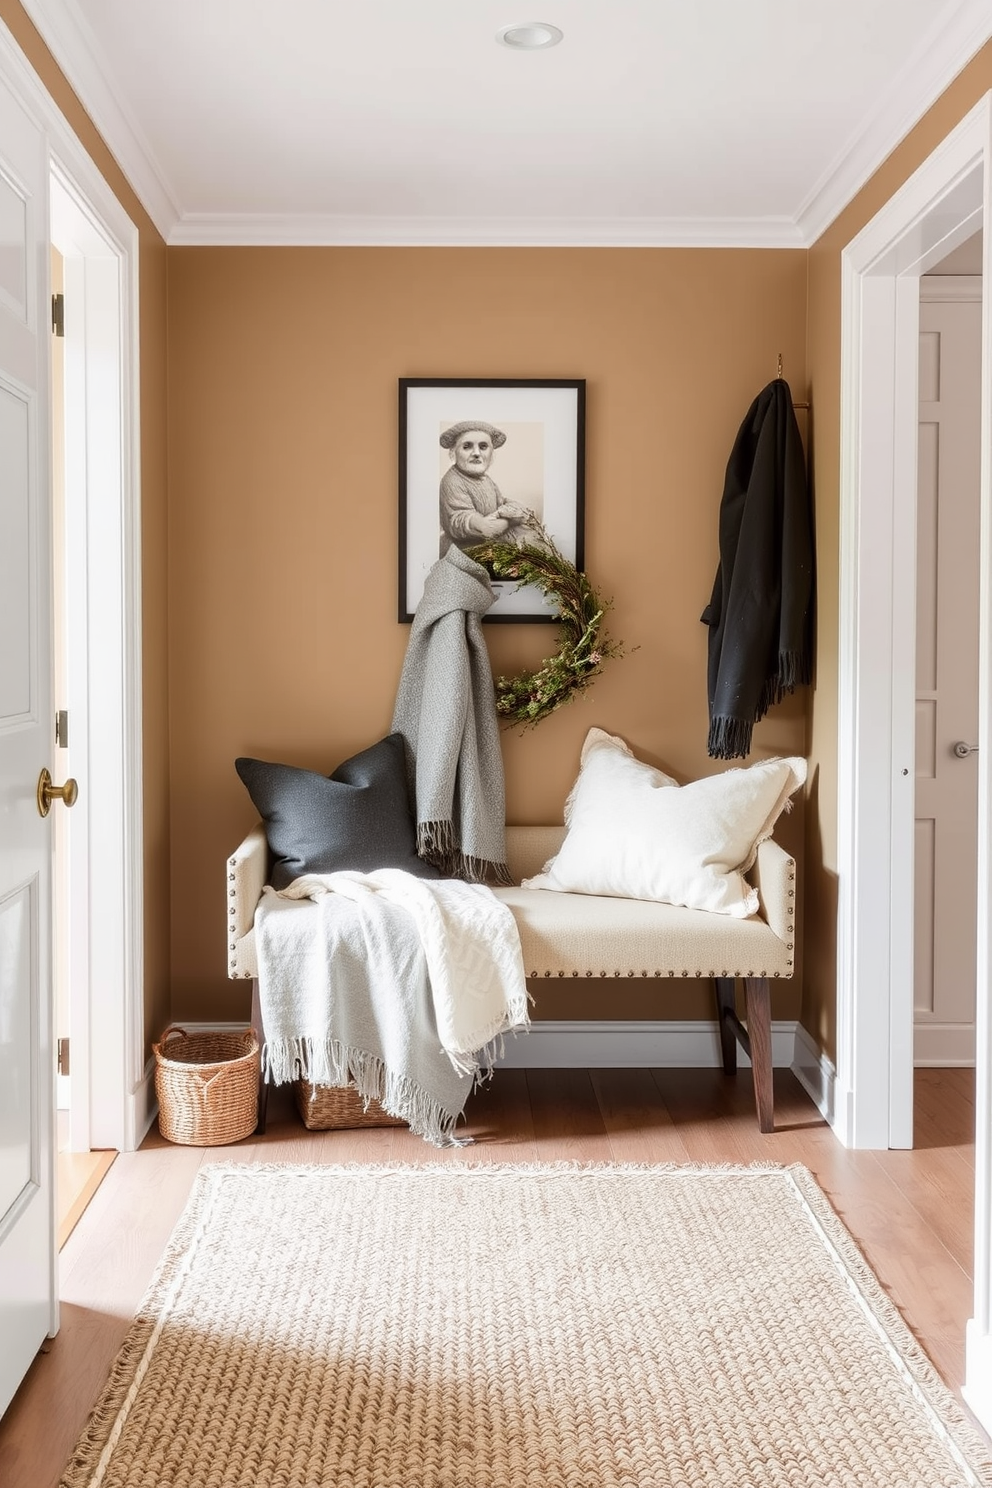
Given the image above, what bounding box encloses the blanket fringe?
[263,1036,468,1148]
[417,819,512,886]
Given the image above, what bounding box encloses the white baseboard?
[179,1018,801,1070]
[169,1021,251,1033]
[914,1021,976,1067]
[791,1023,837,1125]
[180,1011,815,1071]
[127,1056,158,1151]
[965,1320,992,1438]
[496,1019,800,1069]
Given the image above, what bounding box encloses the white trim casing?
[51,166,143,1155]
[889,273,920,1149]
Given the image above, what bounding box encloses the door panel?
[0,380,31,715]
[913,817,936,1017]
[0,885,33,1213]
[0,166,28,318]
[914,293,981,1062]
[0,65,54,1419]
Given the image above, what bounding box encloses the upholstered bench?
[226,821,796,1133]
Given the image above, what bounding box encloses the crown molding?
[17,0,180,240]
[919,273,983,299]
[15,0,992,251]
[166,213,807,249]
[796,0,992,246]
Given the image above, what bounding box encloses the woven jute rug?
[62,1162,992,1488]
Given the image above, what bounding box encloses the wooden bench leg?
[744,976,774,1133]
[250,976,269,1136]
[713,977,738,1075]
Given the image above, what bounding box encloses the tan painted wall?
[804,44,992,1059]
[11,0,992,1069]
[1,2,172,1053]
[167,246,809,1023]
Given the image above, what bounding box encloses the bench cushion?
[494,884,793,980]
[228,822,796,983]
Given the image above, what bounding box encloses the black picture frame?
[398,377,585,622]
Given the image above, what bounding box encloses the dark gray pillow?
[235,733,440,889]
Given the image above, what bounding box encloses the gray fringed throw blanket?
[701,379,815,759]
[255,868,530,1146]
[392,546,511,884]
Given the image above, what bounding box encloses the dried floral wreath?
[467,519,624,729]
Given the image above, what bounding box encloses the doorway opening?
[49,157,145,1169]
[837,92,992,1430]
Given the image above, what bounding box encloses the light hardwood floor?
[0,1065,978,1487]
[55,1111,117,1252]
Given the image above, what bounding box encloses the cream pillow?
[523,728,805,917]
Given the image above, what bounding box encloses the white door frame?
[0,17,145,1154]
[50,162,145,1152]
[837,91,992,1429]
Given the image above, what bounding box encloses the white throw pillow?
[523,727,806,917]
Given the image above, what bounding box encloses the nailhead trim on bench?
[523,967,785,979]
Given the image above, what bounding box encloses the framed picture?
[399,378,585,622]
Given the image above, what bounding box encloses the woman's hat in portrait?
[439,420,507,449]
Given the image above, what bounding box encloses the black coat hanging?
[701,377,814,760]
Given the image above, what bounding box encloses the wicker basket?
[154,1025,260,1146]
[294,1079,406,1132]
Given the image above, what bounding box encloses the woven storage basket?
[295,1079,406,1131]
[154,1025,260,1146]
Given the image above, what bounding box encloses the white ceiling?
[17,0,992,247]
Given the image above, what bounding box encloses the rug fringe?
[785,1166,992,1482]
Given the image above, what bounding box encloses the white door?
[915,287,982,1065]
[0,73,56,1415]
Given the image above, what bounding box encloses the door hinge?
[57,1037,70,1076]
[52,292,64,338]
[55,709,69,748]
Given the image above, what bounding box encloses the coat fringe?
[710,648,814,760]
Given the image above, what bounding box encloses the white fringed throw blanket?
[392,546,510,884]
[254,869,529,1145]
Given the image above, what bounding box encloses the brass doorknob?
[37,768,79,818]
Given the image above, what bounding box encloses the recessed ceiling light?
[496,22,563,50]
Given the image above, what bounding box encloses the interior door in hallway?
[0,72,56,1415]
[914,287,981,1065]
